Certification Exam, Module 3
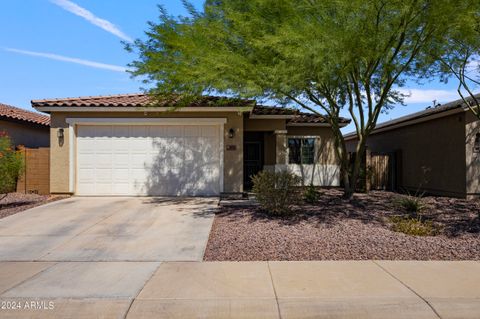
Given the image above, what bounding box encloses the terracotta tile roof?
[253,105,350,124]
[31,93,349,125]
[0,103,50,126]
[252,105,299,115]
[32,93,255,108]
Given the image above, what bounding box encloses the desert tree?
[127,0,475,198]
[436,5,480,119]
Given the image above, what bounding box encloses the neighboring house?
[344,96,480,199]
[32,93,349,196]
[0,103,50,147]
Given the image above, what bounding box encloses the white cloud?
[5,48,129,72]
[50,0,133,42]
[397,89,459,104]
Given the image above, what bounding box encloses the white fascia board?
[66,118,227,125]
[35,106,252,113]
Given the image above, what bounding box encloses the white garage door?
[76,124,221,196]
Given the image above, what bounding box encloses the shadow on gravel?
[217,189,480,237]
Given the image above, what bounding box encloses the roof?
[31,93,255,108]
[32,93,349,125]
[0,103,50,126]
[343,94,480,140]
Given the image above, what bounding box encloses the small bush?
[252,170,301,215]
[304,184,319,204]
[394,195,426,216]
[389,216,438,236]
[0,133,24,194]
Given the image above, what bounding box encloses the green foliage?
[389,216,438,236]
[304,184,319,204]
[0,133,24,194]
[128,0,477,197]
[252,170,301,215]
[394,195,426,216]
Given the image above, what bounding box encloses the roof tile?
[31,93,349,125]
[0,103,50,126]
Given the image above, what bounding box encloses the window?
[474,133,480,153]
[288,138,315,164]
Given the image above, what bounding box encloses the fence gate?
[368,153,391,190]
[16,147,50,195]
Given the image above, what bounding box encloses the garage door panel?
[112,126,130,138]
[201,126,217,137]
[95,126,113,137]
[113,153,129,167]
[76,124,221,196]
[130,126,148,138]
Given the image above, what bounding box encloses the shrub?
[389,216,438,236]
[394,195,426,216]
[304,183,319,204]
[252,170,301,215]
[0,132,24,195]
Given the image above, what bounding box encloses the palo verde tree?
[128,0,475,198]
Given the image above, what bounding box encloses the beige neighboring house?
[0,103,50,147]
[32,93,349,196]
[344,95,480,199]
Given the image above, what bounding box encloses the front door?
[244,141,263,190]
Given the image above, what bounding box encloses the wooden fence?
[16,147,50,195]
[367,152,390,190]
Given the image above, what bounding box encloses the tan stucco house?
[344,96,480,199]
[33,93,348,196]
[0,103,50,148]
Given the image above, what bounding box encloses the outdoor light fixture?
[57,128,64,146]
[228,128,235,138]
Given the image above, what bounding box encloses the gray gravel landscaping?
[204,189,480,261]
[0,193,68,219]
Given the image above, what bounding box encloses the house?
[32,93,349,196]
[0,103,50,147]
[344,95,480,199]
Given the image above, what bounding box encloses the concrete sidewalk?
[0,261,479,318]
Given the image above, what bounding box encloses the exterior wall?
[345,113,467,197]
[465,112,480,198]
[263,132,276,165]
[0,119,49,148]
[264,125,341,186]
[49,111,243,194]
[16,147,50,195]
[243,117,286,131]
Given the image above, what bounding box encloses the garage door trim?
[66,117,227,195]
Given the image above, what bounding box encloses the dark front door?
[244,141,263,190]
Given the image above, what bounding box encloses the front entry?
[244,132,264,190]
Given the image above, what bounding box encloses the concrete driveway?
[0,196,217,262]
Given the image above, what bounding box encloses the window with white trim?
[288,138,315,164]
[474,133,480,153]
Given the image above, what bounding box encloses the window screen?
[288,138,315,164]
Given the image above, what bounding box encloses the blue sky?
[0,0,464,133]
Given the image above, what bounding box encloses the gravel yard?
[0,193,68,219]
[205,189,480,260]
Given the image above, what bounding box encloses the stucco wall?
[49,111,243,194]
[345,113,467,197]
[287,126,339,165]
[465,112,480,198]
[0,119,49,148]
[243,117,286,131]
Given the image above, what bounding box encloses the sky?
[0,0,466,133]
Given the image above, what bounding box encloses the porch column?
[274,130,288,165]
